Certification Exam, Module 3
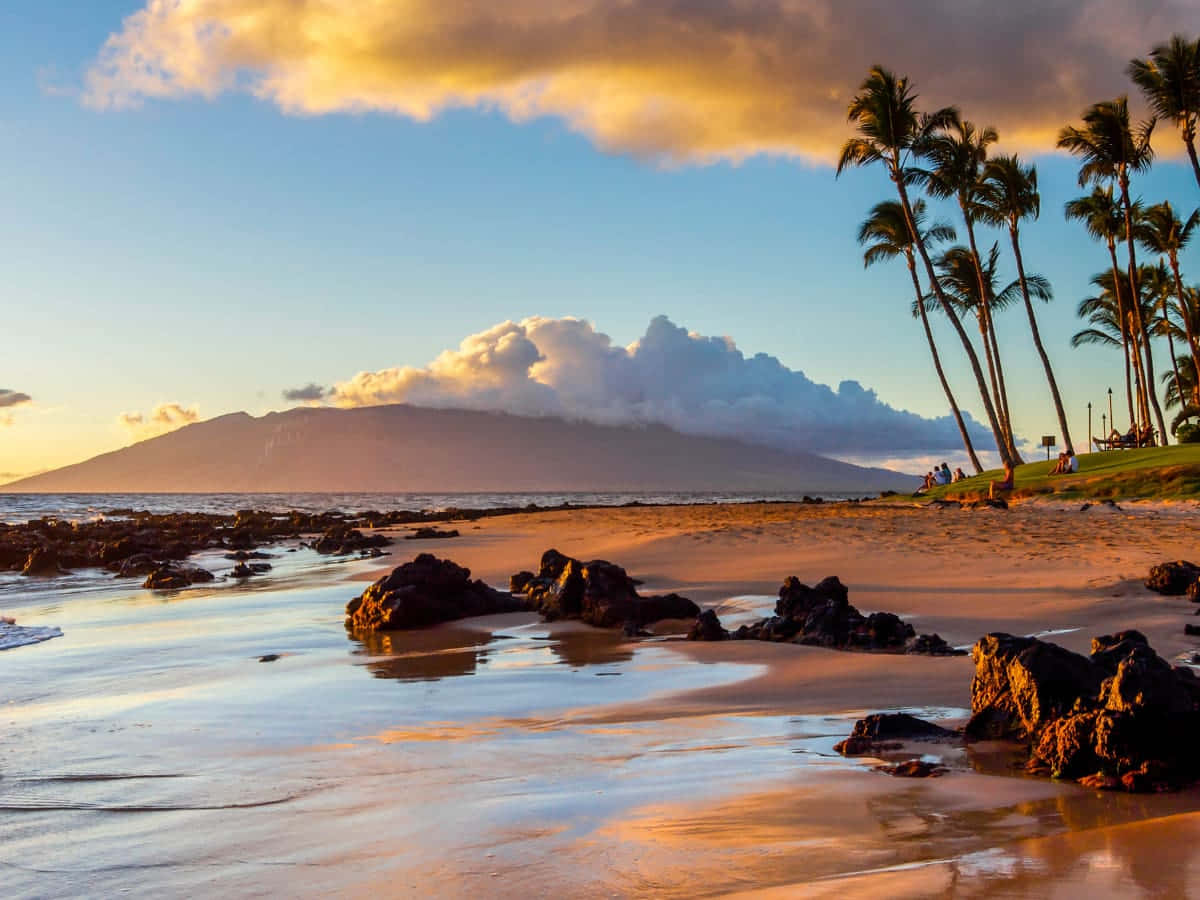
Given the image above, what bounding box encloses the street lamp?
[1088,402,1093,452]
[1108,387,1114,433]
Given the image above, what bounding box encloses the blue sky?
[2,2,1198,478]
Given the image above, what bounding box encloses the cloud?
[118,402,200,439]
[84,0,1196,163]
[329,315,992,457]
[282,383,328,403]
[0,389,32,427]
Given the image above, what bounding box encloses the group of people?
[1050,449,1079,475]
[916,462,967,493]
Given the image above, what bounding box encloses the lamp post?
[1108,388,1114,434]
[1102,413,1107,444]
[1088,402,1092,453]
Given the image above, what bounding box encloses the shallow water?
[3,548,1200,897]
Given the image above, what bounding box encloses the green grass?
[903,444,1200,503]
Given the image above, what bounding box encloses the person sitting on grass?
[1051,449,1078,475]
[989,461,1015,500]
[952,467,967,483]
[1139,424,1155,447]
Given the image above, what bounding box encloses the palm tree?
[1136,200,1200,403]
[1160,286,1200,428]
[1064,186,1141,427]
[1072,269,1156,432]
[1142,261,1187,410]
[1058,98,1166,444]
[858,200,984,472]
[932,245,1045,348]
[916,118,1021,461]
[981,155,1073,454]
[1129,35,1200,189]
[838,67,1014,467]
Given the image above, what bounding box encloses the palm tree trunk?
[1159,290,1185,435]
[1009,224,1073,453]
[895,177,1013,467]
[963,213,1019,457]
[1120,173,1168,443]
[1186,126,1200,191]
[907,256,983,473]
[1168,253,1200,406]
[1108,241,1141,428]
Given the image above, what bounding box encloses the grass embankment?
[912,445,1200,503]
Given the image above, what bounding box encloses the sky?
[3,0,1200,482]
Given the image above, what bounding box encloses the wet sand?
[4,499,1200,897]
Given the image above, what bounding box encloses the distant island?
[2,404,908,494]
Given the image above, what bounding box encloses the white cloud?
[118,402,200,440]
[330,315,992,456]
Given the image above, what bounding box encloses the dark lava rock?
[906,633,968,656]
[405,528,460,541]
[510,570,536,593]
[224,551,274,561]
[688,609,729,642]
[967,631,1200,791]
[231,562,271,578]
[315,525,391,556]
[835,713,958,755]
[967,498,1008,510]
[113,553,161,577]
[926,499,962,510]
[878,760,948,778]
[21,546,64,576]
[346,554,529,631]
[732,575,916,652]
[514,549,699,629]
[1186,624,1200,637]
[143,564,215,590]
[1146,561,1200,595]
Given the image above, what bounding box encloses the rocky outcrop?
[314,525,391,556]
[511,549,700,629]
[405,528,460,541]
[21,546,63,576]
[142,564,215,590]
[967,630,1200,791]
[1145,561,1200,596]
[835,713,958,756]
[231,562,271,578]
[688,609,729,641]
[346,554,529,631]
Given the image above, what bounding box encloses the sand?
[5,498,1200,897]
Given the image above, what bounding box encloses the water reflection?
[348,622,637,682]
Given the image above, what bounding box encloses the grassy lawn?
[904,444,1200,503]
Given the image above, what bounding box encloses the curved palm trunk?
[895,177,1013,467]
[906,255,984,473]
[963,212,1019,459]
[1120,173,1168,443]
[1168,253,1200,406]
[1159,289,1185,428]
[1008,225,1073,453]
[1106,240,1137,428]
[1186,125,1200,191]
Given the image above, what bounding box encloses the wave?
[0,624,64,651]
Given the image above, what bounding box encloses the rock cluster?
[346,554,528,631]
[143,564,216,590]
[1145,560,1200,597]
[512,549,699,629]
[966,631,1200,791]
[406,528,460,541]
[687,576,960,654]
[313,525,391,556]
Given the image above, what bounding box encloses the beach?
[4,498,1200,897]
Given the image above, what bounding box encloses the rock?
[906,633,968,656]
[966,498,1008,510]
[834,713,957,756]
[1185,624,1200,636]
[258,654,280,663]
[113,553,160,577]
[1145,561,1200,595]
[967,631,1200,791]
[877,760,948,777]
[143,564,214,590]
[231,562,271,578]
[224,551,273,561]
[514,549,698,629]
[1188,581,1200,604]
[509,571,535,593]
[315,525,391,556]
[405,528,460,540]
[926,499,962,510]
[346,553,529,631]
[21,546,64,576]
[688,609,729,641]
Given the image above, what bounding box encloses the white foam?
[0,624,64,651]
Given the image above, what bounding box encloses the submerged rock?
[347,553,528,631]
[405,528,460,541]
[835,713,958,756]
[967,630,1200,791]
[906,633,968,656]
[143,564,215,590]
[315,525,391,556]
[878,760,948,778]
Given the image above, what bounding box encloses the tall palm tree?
[1136,200,1200,402]
[837,67,1014,467]
[1058,98,1166,444]
[932,244,1046,345]
[1142,261,1187,410]
[858,200,984,472]
[916,118,1020,461]
[1064,186,1141,427]
[981,155,1073,453]
[1160,285,1200,429]
[1073,269,1156,432]
[1129,35,1200,189]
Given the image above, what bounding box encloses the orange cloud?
[118,402,200,440]
[85,1,1197,164]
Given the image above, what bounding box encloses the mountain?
[3,404,908,493]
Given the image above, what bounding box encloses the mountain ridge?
[3,404,909,493]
